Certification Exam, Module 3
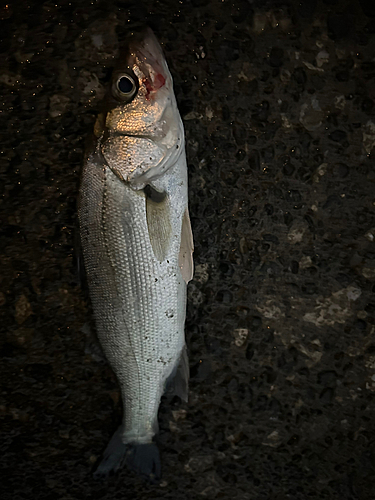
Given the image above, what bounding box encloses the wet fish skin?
[78,29,193,481]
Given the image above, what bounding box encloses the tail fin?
[93,426,161,483]
[125,443,161,482]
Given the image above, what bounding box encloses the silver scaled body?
[78,30,193,477]
[79,144,188,444]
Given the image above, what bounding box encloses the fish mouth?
[127,28,165,73]
[127,28,168,95]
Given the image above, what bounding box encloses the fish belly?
[79,153,186,444]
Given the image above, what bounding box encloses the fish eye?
[113,74,137,101]
[117,75,134,94]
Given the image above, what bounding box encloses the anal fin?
[165,344,189,402]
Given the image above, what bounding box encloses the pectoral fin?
[178,208,194,283]
[145,187,171,262]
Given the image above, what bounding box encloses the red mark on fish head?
[154,73,166,89]
[143,78,153,99]
[143,73,166,100]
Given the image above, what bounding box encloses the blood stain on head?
[154,73,165,89]
[143,73,166,100]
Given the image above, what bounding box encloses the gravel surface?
[1,0,375,498]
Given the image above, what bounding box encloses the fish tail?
[124,442,161,483]
[93,426,161,482]
[93,426,127,479]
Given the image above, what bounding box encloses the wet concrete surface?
[1,0,375,498]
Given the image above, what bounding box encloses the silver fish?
[78,29,193,481]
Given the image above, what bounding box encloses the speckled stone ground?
[1,0,375,498]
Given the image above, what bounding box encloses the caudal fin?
[124,443,161,482]
[93,427,161,483]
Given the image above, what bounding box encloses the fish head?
[98,29,183,188]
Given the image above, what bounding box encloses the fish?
[78,29,194,482]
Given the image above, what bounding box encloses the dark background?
[1,0,375,498]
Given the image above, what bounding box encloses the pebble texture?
[1,0,375,498]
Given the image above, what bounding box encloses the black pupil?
[118,76,134,94]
